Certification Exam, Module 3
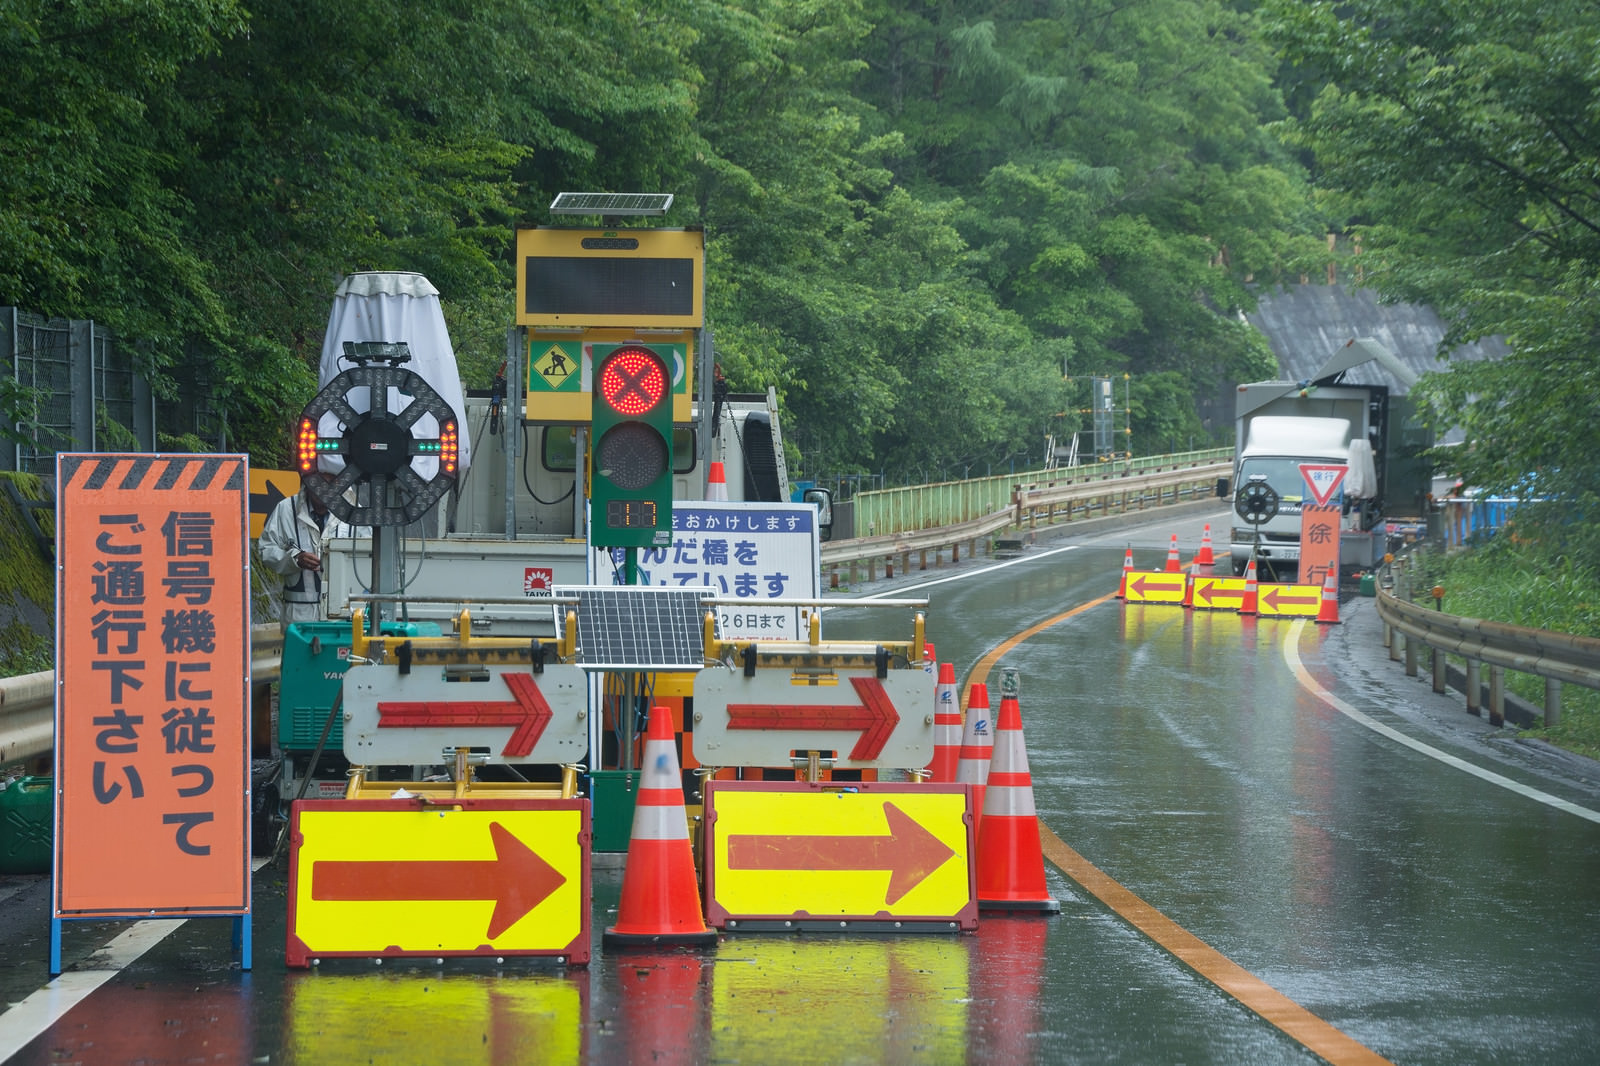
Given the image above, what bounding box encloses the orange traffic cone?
[706,461,729,501]
[1196,524,1216,567]
[1164,533,1181,572]
[927,662,961,782]
[1240,558,1259,616]
[954,683,994,838]
[976,695,1060,913]
[1116,547,1134,598]
[1315,570,1341,624]
[1181,560,1197,609]
[603,705,718,948]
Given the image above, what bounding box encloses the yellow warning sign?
[1122,570,1187,604]
[286,799,589,965]
[1190,576,1248,611]
[530,343,582,392]
[1255,582,1323,618]
[249,467,300,540]
[703,782,974,929]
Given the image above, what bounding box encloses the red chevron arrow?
[311,822,566,938]
[727,676,901,760]
[1193,580,1244,607]
[377,673,553,757]
[726,802,954,904]
[1129,573,1185,596]
[1262,586,1319,609]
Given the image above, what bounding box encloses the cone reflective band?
[591,344,674,547]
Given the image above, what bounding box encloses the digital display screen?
[606,499,658,529]
[524,257,694,318]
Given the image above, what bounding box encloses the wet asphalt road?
[3,504,1599,1064]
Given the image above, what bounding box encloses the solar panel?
[549,192,674,217]
[565,586,710,671]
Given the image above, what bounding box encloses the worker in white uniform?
[259,474,364,632]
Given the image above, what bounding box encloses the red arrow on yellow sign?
[726,802,955,904]
[311,822,566,938]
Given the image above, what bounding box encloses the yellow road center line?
[971,593,1394,1066]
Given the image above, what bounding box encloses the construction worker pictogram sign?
[286,798,590,966]
[341,663,590,766]
[692,667,934,770]
[54,454,251,918]
[702,781,976,930]
[529,342,583,393]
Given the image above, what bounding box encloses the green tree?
[1263,0,1600,545]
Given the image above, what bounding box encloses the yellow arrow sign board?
[703,782,976,931]
[286,799,590,966]
[1190,576,1248,611]
[1123,570,1188,603]
[1256,582,1323,617]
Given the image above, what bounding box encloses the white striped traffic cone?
[1240,558,1259,616]
[976,694,1060,913]
[603,705,718,948]
[954,683,994,838]
[1164,533,1181,572]
[1195,523,1216,567]
[706,460,729,501]
[1116,547,1134,598]
[1315,569,1341,624]
[927,662,961,782]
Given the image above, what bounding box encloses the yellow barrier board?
[1123,570,1187,604]
[1256,582,1323,617]
[1190,576,1248,611]
[286,799,589,965]
[703,782,975,931]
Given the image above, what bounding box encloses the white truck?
[1227,382,1386,578]
[1224,339,1436,579]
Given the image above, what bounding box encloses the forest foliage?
[3,0,1598,506]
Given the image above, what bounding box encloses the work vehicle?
[1224,340,1432,579]
[261,238,847,845]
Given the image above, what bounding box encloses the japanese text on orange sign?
[55,454,250,916]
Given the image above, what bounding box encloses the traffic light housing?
[590,343,674,548]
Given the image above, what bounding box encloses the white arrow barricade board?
[342,663,590,765]
[692,666,935,771]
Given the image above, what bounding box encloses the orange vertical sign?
[1297,463,1346,587]
[54,454,251,917]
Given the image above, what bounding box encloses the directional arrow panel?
[703,781,975,931]
[342,663,589,765]
[286,799,590,965]
[693,667,934,770]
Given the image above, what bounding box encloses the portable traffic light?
[590,343,673,547]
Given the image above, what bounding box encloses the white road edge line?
[0,858,270,1057]
[1286,619,1600,825]
[828,543,1083,604]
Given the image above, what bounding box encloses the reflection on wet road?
[3,519,1598,1065]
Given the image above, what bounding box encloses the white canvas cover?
[315,271,472,476]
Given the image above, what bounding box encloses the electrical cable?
[521,421,576,507]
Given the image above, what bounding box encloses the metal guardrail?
[847,449,1233,538]
[819,462,1229,578]
[1,624,283,767]
[1375,564,1600,728]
